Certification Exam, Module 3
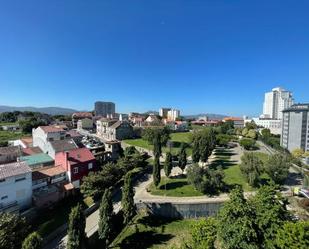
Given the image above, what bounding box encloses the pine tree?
[67,204,86,249]
[22,232,42,249]
[178,143,187,173]
[164,152,173,177]
[98,189,113,248]
[122,172,136,225]
[153,156,161,187]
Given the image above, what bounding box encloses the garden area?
[111,212,196,249]
[124,131,193,155]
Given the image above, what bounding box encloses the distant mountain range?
[184,113,227,120]
[0,105,79,115]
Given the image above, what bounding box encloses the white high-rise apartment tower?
[262,87,293,120]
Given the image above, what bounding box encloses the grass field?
[124,132,193,155]
[149,177,204,197]
[111,213,195,249]
[0,130,28,146]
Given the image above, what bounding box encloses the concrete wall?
[136,201,224,219]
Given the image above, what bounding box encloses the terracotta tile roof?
[0,161,31,180]
[39,126,64,133]
[72,112,93,118]
[66,148,95,166]
[0,146,22,156]
[22,147,43,156]
[21,137,33,146]
[223,117,243,121]
[32,165,66,181]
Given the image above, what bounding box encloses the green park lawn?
[124,132,193,155]
[148,177,204,197]
[111,213,196,249]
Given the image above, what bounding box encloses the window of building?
[88,163,93,169]
[1,195,8,200]
[74,167,78,174]
[0,179,5,183]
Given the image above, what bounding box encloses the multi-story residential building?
[252,118,282,135]
[55,148,97,188]
[167,109,180,121]
[95,101,115,117]
[19,153,54,169]
[32,165,67,208]
[281,104,309,152]
[159,108,171,119]
[32,126,78,158]
[263,87,293,120]
[0,161,32,212]
[72,112,93,127]
[96,119,134,141]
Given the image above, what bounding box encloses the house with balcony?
[32,166,67,208]
[97,119,134,141]
[0,161,32,213]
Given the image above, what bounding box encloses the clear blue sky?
[0,0,308,116]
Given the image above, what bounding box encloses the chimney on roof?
[64,151,69,171]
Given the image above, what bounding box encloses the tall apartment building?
[263,87,293,120]
[281,104,309,152]
[94,101,115,117]
[159,108,171,119]
[167,109,180,121]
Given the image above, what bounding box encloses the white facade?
[77,118,93,130]
[262,87,293,120]
[0,162,32,211]
[32,126,66,153]
[167,109,180,121]
[252,118,282,135]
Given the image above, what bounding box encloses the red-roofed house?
[55,148,97,188]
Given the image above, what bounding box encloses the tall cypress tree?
[22,232,42,249]
[164,152,173,177]
[67,204,86,249]
[122,172,136,225]
[153,155,161,187]
[153,132,162,158]
[98,189,113,248]
[178,143,187,173]
[192,136,200,163]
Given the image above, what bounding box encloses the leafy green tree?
[261,128,271,139]
[178,143,187,173]
[190,218,217,249]
[247,129,257,139]
[67,204,86,249]
[121,172,136,225]
[153,156,161,187]
[217,187,259,249]
[239,138,256,150]
[250,185,291,248]
[292,148,304,159]
[191,136,200,163]
[240,152,263,187]
[245,121,257,130]
[124,146,138,158]
[164,152,173,177]
[98,189,113,247]
[242,128,249,136]
[220,120,234,134]
[199,136,210,163]
[265,153,290,184]
[216,134,231,147]
[22,232,42,249]
[0,212,28,249]
[275,221,309,249]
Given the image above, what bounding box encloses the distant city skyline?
[1,1,309,116]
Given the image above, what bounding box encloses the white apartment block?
[263,87,293,120]
[252,118,282,135]
[167,109,180,121]
[281,104,309,152]
[0,161,32,212]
